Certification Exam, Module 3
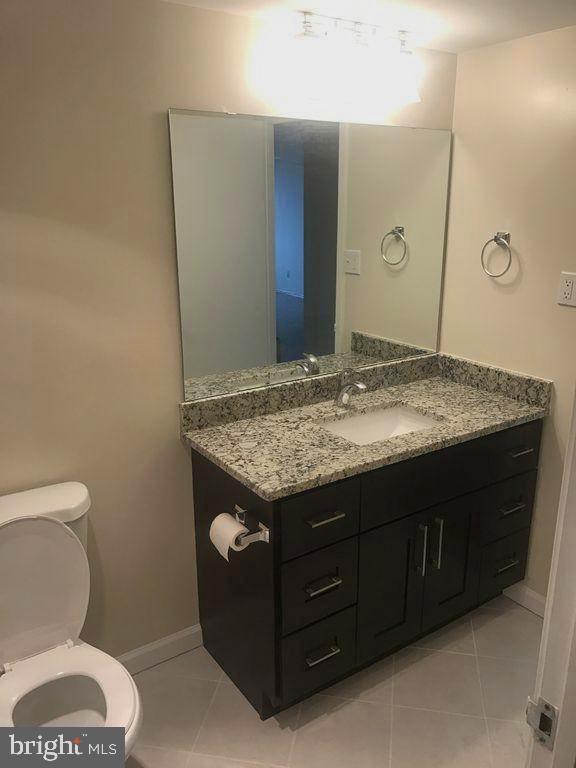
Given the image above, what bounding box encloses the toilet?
[0,482,142,757]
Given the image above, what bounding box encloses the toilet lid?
[0,516,89,667]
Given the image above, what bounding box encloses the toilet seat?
[0,643,137,731]
[0,514,141,749]
[0,516,89,668]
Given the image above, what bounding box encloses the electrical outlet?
[557,272,576,307]
[344,250,361,275]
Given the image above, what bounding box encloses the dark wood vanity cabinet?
[192,419,543,719]
[358,494,481,663]
[358,496,479,663]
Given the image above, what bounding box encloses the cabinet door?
[422,496,481,632]
[357,512,427,664]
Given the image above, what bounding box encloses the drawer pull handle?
[418,524,429,578]
[433,517,444,570]
[510,447,535,459]
[499,502,526,518]
[306,644,341,669]
[496,559,520,575]
[306,509,346,529]
[305,575,343,599]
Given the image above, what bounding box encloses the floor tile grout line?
[187,678,222,765]
[311,694,522,723]
[392,703,489,721]
[409,645,476,656]
[474,653,539,662]
[407,644,538,662]
[314,689,391,707]
[482,716,532,724]
[391,703,526,724]
[471,616,495,768]
[475,602,544,619]
[312,696,525,725]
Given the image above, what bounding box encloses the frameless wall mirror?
[169,109,451,401]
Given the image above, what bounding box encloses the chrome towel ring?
[481,232,512,277]
[381,226,407,266]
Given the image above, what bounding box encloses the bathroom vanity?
[171,107,551,721]
[186,366,548,719]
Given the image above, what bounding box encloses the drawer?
[479,529,530,603]
[478,472,537,545]
[281,606,357,704]
[281,538,358,635]
[280,478,360,561]
[362,420,542,532]
[483,421,543,482]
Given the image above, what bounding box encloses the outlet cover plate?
[344,250,361,276]
[557,272,576,307]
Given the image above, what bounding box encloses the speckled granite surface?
[184,376,549,501]
[351,331,430,361]
[438,354,551,409]
[181,354,439,432]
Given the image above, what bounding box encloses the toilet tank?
[0,482,91,551]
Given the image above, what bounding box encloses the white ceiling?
[166,0,576,52]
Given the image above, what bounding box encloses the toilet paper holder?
[234,505,270,546]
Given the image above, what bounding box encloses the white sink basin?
[321,405,439,446]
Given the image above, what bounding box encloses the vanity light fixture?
[295,13,422,111]
[296,11,411,52]
[247,11,422,122]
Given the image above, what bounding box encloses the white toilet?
[0,482,142,756]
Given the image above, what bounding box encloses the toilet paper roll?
[209,513,250,561]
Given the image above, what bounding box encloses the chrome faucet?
[335,369,367,408]
[294,353,320,377]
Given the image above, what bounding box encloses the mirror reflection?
[169,110,451,401]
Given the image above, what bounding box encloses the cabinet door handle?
[433,517,444,570]
[306,509,346,529]
[306,644,341,668]
[499,502,526,518]
[418,524,429,578]
[510,447,534,459]
[305,575,343,599]
[496,559,520,575]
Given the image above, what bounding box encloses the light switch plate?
[344,250,361,275]
[557,272,576,307]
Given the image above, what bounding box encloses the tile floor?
[127,596,542,768]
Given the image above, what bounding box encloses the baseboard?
[117,624,203,675]
[504,583,546,618]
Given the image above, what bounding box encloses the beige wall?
[0,0,457,655]
[441,25,576,597]
[340,124,451,351]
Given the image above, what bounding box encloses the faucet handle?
[335,373,367,407]
[340,368,361,386]
[302,353,320,374]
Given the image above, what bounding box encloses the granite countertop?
[184,376,547,501]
